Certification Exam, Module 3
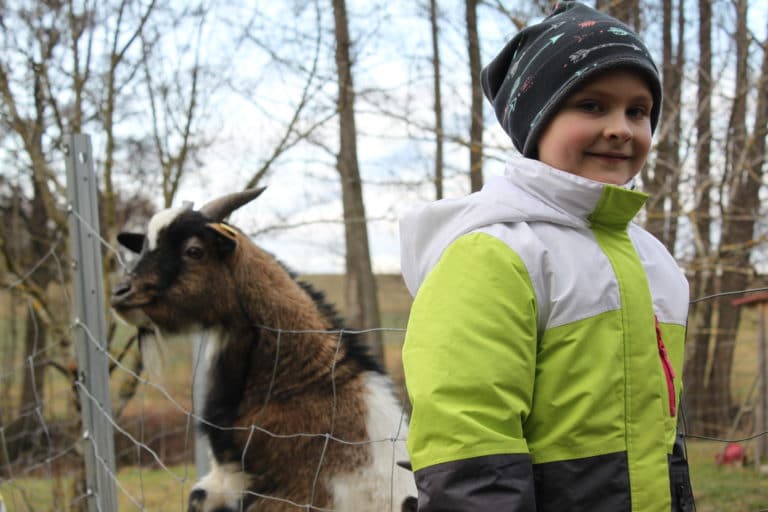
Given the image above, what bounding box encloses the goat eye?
[185,246,204,260]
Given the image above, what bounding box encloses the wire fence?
[0,141,767,510]
[0,219,415,511]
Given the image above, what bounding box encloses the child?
[399,2,695,511]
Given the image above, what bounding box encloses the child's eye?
[577,101,601,113]
[628,106,649,118]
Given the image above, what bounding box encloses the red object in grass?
[715,443,745,465]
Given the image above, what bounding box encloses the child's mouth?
[585,152,630,162]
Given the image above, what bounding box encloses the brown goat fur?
[111,190,415,511]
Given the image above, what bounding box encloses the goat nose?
[113,281,131,296]
[112,281,133,300]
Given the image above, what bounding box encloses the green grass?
[687,440,768,511]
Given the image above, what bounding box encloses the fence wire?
[0,201,766,511]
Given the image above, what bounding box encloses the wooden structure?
[732,292,768,467]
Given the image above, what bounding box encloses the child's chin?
[587,172,634,186]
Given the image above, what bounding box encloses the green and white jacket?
[400,157,694,511]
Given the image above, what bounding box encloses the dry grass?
[0,464,197,512]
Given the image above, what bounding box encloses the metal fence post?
[64,134,118,512]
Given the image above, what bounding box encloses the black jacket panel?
[533,451,631,512]
[414,454,536,511]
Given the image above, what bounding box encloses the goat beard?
[112,307,166,379]
[113,302,154,329]
[138,326,167,380]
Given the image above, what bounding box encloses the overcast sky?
[164,1,767,276]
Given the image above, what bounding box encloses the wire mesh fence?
[0,219,415,510]
[0,138,766,511]
[2,136,416,511]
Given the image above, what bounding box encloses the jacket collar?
[503,156,647,228]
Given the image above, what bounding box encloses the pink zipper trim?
[654,316,676,417]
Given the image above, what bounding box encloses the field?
[686,441,768,511]
[1,274,767,511]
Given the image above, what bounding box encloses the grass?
[2,445,765,511]
[687,441,768,512]
[0,465,197,512]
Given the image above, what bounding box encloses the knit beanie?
[481,1,662,158]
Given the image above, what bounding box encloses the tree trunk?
[665,0,684,251]
[430,0,444,200]
[331,0,384,364]
[466,0,483,192]
[644,0,682,253]
[15,72,53,441]
[685,0,714,433]
[705,0,758,434]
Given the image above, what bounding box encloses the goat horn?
[199,187,267,221]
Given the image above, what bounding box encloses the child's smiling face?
[536,69,654,186]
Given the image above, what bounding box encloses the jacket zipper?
[654,316,676,417]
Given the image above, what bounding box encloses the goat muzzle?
[110,279,157,329]
[110,279,147,309]
[111,280,130,303]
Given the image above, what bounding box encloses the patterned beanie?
[481,1,661,158]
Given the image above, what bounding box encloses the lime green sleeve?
[402,232,538,471]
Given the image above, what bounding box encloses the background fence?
[0,135,767,510]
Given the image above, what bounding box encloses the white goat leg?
[188,459,251,512]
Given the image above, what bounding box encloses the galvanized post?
[64,134,118,512]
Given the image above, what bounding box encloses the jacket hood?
[399,156,648,296]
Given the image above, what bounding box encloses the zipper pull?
[655,316,676,417]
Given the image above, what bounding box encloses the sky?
[161,1,507,275]
[162,1,767,276]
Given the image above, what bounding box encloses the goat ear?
[117,232,146,254]
[206,223,238,256]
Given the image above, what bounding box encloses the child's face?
[536,69,653,186]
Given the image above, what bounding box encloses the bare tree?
[331,0,384,364]
[685,0,768,435]
[0,2,80,455]
[234,2,334,192]
[704,0,767,433]
[685,0,714,433]
[430,0,445,200]
[643,0,684,251]
[0,0,217,477]
[467,0,483,192]
[139,4,213,208]
[103,0,158,230]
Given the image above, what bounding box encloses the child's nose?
[604,112,633,141]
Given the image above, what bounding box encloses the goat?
[111,188,416,511]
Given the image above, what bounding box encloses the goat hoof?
[187,489,206,512]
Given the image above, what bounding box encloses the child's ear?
[205,223,239,256]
